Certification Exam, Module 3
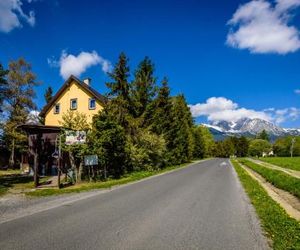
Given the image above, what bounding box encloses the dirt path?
[238,162,300,221]
[247,158,300,179]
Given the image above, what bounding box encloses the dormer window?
[89,98,96,110]
[70,98,77,110]
[54,103,60,114]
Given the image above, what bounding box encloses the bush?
[249,139,272,157]
[127,130,166,171]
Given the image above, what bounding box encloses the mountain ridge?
[202,118,300,141]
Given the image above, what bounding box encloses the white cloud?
[273,107,300,123]
[48,51,112,80]
[226,0,300,54]
[0,0,36,33]
[189,97,300,124]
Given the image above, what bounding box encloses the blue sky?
[1,0,300,127]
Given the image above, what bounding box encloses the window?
[70,98,77,110]
[54,103,60,114]
[89,98,96,110]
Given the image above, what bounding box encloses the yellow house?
[40,75,106,126]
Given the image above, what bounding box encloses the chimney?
[83,78,91,86]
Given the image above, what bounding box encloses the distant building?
[262,150,274,157]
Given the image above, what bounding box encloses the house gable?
[41,75,106,126]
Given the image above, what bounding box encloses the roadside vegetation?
[231,160,300,250]
[239,159,300,199]
[259,157,300,171]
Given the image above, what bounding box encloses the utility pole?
[290,137,296,158]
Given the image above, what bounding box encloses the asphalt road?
[0,159,268,250]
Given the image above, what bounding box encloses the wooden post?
[57,134,61,189]
[34,152,39,188]
[34,134,42,188]
[104,165,107,180]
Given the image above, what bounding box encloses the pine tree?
[165,95,194,164]
[237,136,249,157]
[257,129,270,141]
[146,77,172,134]
[44,86,53,104]
[3,58,39,167]
[132,57,157,118]
[0,63,8,113]
[192,126,206,159]
[106,52,130,102]
[105,53,132,129]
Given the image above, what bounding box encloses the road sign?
[84,155,98,166]
[65,130,86,145]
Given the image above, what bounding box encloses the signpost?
[65,130,86,145]
[84,155,98,166]
[84,155,99,181]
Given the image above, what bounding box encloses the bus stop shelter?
[19,124,62,188]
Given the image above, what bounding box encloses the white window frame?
[70,98,77,110]
[89,98,96,110]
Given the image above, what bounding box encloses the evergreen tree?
[92,109,127,178]
[165,95,194,164]
[132,57,156,118]
[237,136,249,157]
[0,63,8,113]
[200,126,215,157]
[105,53,132,130]
[106,52,130,102]
[223,139,235,158]
[257,129,270,141]
[3,58,39,167]
[146,77,172,134]
[192,126,206,159]
[44,86,53,104]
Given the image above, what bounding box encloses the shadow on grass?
[0,173,33,196]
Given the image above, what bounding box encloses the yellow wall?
[44,80,104,126]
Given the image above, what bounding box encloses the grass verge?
[231,160,300,249]
[258,157,300,172]
[26,160,202,197]
[0,169,33,197]
[239,159,300,199]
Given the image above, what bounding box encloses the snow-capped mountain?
[203,118,300,141]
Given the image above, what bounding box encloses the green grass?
[239,159,300,199]
[231,160,300,249]
[26,161,200,197]
[0,169,52,196]
[0,169,22,176]
[0,169,33,196]
[259,157,300,171]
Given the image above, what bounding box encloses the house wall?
[44,80,104,126]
